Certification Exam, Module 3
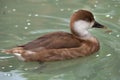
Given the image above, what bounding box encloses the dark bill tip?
[92,21,104,28]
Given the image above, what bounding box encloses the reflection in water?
[0,0,120,80]
[0,70,26,80]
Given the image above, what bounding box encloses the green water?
[0,0,120,80]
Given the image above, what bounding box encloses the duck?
[2,10,105,62]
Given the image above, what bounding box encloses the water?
[0,0,120,80]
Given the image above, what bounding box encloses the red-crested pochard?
[2,10,105,62]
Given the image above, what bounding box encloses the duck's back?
[19,31,82,51]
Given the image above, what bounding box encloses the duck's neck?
[72,20,94,40]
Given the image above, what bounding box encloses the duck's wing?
[19,31,82,51]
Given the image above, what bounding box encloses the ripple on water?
[60,9,64,11]
[34,14,39,16]
[4,6,8,9]
[12,9,16,12]
[27,22,31,26]
[29,29,67,34]
[28,14,32,16]
[0,70,26,80]
[116,34,120,37]
[14,25,19,28]
[96,54,100,57]
[94,4,97,8]
[67,8,71,11]
[0,56,14,59]
[106,54,112,57]
[95,1,98,3]
[4,73,12,77]
[26,19,31,22]
[24,27,28,30]
[9,65,13,68]
[24,68,28,71]
[1,67,5,69]
[106,14,110,17]
[39,15,69,22]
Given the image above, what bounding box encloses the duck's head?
[70,10,104,37]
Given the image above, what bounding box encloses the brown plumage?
[2,10,104,62]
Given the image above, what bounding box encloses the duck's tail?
[1,47,25,54]
[1,47,27,61]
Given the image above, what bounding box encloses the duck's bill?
[92,21,112,33]
[92,21,104,28]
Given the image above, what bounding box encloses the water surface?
[0,0,120,80]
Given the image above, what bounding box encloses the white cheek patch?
[73,20,93,39]
[74,20,90,36]
[74,20,90,30]
[14,53,26,61]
